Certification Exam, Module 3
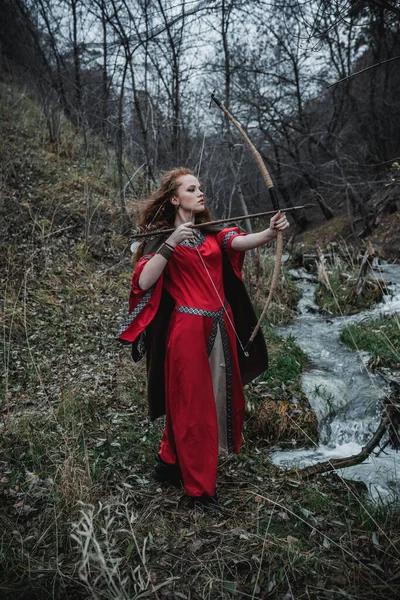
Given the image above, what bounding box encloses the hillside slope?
[0,81,138,408]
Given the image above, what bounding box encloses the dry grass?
[314,244,386,315]
[254,397,318,448]
[243,250,301,326]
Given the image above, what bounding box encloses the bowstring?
[195,238,248,356]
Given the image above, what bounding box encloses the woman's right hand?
[166,222,195,248]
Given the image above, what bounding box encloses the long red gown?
[119,227,247,498]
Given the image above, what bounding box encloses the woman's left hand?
[232,211,290,251]
[268,211,290,238]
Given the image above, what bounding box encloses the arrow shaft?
[132,204,313,239]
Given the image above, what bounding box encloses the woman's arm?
[138,222,195,290]
[231,211,290,252]
[138,253,170,291]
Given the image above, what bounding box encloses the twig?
[122,162,146,196]
[327,55,400,89]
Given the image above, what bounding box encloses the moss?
[301,216,350,247]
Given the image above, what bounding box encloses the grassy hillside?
[1,84,399,600]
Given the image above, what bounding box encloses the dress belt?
[176,300,228,318]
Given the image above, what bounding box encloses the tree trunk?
[71,0,82,126]
[101,0,109,139]
[117,60,129,229]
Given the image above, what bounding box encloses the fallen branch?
[299,379,400,478]
[298,415,390,478]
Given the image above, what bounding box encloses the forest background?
[2,0,400,234]
[1,1,400,599]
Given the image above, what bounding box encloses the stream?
[271,261,400,501]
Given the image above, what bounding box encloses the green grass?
[340,313,400,369]
[263,328,308,385]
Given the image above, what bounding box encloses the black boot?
[152,454,183,485]
[191,493,222,516]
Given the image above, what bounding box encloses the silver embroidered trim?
[180,229,206,248]
[177,300,228,319]
[222,230,237,252]
[219,317,234,453]
[117,287,154,337]
[207,320,219,356]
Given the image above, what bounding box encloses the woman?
[118,167,290,511]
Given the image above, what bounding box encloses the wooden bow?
[211,92,284,351]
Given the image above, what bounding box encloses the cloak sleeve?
[117,254,164,346]
[216,227,247,280]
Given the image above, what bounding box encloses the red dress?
[119,228,247,497]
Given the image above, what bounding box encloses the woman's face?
[172,174,205,215]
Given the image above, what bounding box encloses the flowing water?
[271,261,400,500]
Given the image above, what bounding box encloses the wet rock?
[302,253,318,273]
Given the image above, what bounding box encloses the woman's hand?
[139,222,196,290]
[268,211,290,239]
[166,222,195,248]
